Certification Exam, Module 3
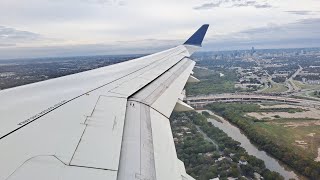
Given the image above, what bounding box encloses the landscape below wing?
[0,25,209,180]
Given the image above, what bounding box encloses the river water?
[199,110,300,180]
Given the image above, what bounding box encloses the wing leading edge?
[0,25,209,180]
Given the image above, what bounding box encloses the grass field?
[293,80,320,90]
[246,104,320,159]
[308,91,320,99]
[261,82,288,93]
[254,119,320,159]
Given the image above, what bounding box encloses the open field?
[259,104,305,109]
[308,91,320,99]
[247,107,320,120]
[293,80,320,90]
[261,83,288,93]
[246,104,320,159]
[255,119,320,159]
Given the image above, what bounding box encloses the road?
[257,70,273,93]
[285,65,303,93]
[195,125,221,153]
[185,93,320,108]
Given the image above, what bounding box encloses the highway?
[285,65,303,93]
[185,93,320,108]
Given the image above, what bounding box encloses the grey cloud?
[286,10,314,15]
[0,26,41,46]
[118,1,126,6]
[253,4,272,8]
[194,0,272,10]
[204,18,320,50]
[0,39,178,60]
[0,43,16,47]
[232,0,255,7]
[239,18,320,35]
[231,0,272,8]
[194,2,222,10]
[81,0,126,6]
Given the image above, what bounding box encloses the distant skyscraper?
[250,47,255,56]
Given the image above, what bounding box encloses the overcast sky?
[1,0,320,59]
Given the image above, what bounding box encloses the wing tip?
[183,24,209,47]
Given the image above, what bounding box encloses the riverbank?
[170,112,285,180]
[199,110,299,180]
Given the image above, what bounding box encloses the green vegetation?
[293,80,320,90]
[206,103,320,179]
[254,119,320,155]
[262,82,288,93]
[170,112,284,180]
[272,77,287,83]
[290,95,320,102]
[201,111,210,117]
[274,115,281,118]
[185,68,241,96]
[293,80,308,89]
[312,91,320,98]
[259,107,305,113]
[201,111,223,122]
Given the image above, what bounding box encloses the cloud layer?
[0,26,41,46]
[194,0,272,10]
[0,0,320,59]
[204,18,320,50]
[285,10,315,15]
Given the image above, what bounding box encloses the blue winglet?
[184,24,209,47]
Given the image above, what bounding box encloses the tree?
[230,167,240,177]
[202,111,210,117]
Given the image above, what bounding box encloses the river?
[198,110,300,180]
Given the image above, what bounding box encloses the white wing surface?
[0,25,209,180]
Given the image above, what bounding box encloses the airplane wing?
[0,24,209,180]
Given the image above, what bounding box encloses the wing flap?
[149,108,183,179]
[131,58,192,106]
[70,96,127,171]
[117,56,196,179]
[150,59,195,117]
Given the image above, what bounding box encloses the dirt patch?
[247,108,320,120]
[296,144,308,149]
[316,148,320,162]
[307,133,316,137]
[295,140,308,149]
[259,104,305,109]
[248,104,320,120]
